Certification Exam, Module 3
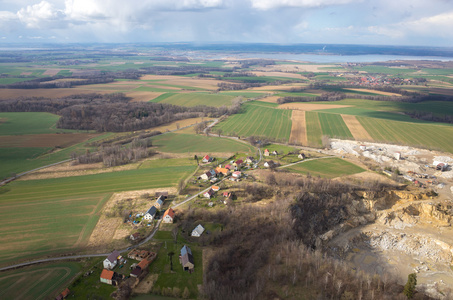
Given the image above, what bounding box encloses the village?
[54,140,453,300]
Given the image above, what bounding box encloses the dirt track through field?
[342,115,373,141]
[289,110,307,145]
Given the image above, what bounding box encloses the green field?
[318,112,353,139]
[285,157,365,178]
[305,111,323,147]
[0,262,81,300]
[152,92,235,107]
[0,164,196,265]
[358,117,453,153]
[150,229,203,298]
[0,112,77,135]
[0,133,110,180]
[151,132,255,153]
[214,102,292,141]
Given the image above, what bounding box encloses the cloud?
[367,10,453,42]
[17,1,65,28]
[250,0,359,10]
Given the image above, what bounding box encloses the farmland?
[0,164,196,266]
[317,112,353,139]
[358,117,453,153]
[214,102,292,141]
[0,262,81,300]
[285,157,365,178]
[305,111,323,147]
[151,132,255,153]
[0,112,77,135]
[151,92,235,107]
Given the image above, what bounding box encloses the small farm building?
[143,206,157,221]
[100,269,115,285]
[191,224,205,237]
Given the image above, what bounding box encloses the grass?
[358,117,453,154]
[0,112,78,135]
[305,111,323,147]
[150,228,203,298]
[318,112,353,139]
[0,262,81,300]
[285,157,365,178]
[153,92,235,107]
[214,102,292,141]
[0,165,195,265]
[0,133,110,180]
[151,133,255,153]
[149,92,178,103]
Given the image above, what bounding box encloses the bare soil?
[126,91,164,102]
[42,69,61,76]
[133,274,158,294]
[289,110,307,145]
[341,115,373,141]
[257,95,281,103]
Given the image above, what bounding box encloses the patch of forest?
[0,93,240,132]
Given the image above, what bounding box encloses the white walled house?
[191,224,205,237]
[162,208,175,223]
[103,250,120,269]
[143,206,157,221]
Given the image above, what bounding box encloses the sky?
[0,0,453,46]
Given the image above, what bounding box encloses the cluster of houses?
[99,249,157,285]
[141,193,176,224]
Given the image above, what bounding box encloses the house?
[154,195,165,209]
[155,191,168,199]
[202,155,213,163]
[162,208,175,223]
[130,232,141,241]
[298,153,306,160]
[143,206,157,221]
[100,269,115,285]
[272,150,279,156]
[103,250,120,269]
[232,171,242,178]
[264,161,276,168]
[137,257,152,270]
[215,167,229,176]
[55,288,70,300]
[127,249,157,262]
[264,149,270,156]
[179,245,194,271]
[200,169,216,180]
[223,191,231,198]
[225,164,232,170]
[212,185,220,192]
[130,267,142,278]
[246,156,254,164]
[234,159,243,167]
[191,224,205,237]
[203,188,215,199]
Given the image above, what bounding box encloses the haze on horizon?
[0,0,452,47]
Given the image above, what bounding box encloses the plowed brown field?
[289,110,307,145]
[342,115,373,141]
[0,133,99,148]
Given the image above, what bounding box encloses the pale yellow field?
[289,110,307,145]
[248,84,307,91]
[148,117,212,133]
[0,88,110,100]
[344,88,401,96]
[278,103,351,111]
[257,95,281,103]
[342,115,373,141]
[42,69,61,76]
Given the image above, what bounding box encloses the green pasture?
[0,112,77,135]
[214,102,292,141]
[150,229,203,298]
[153,92,235,107]
[285,157,365,178]
[149,92,178,103]
[318,112,353,139]
[0,133,110,180]
[139,157,197,169]
[358,117,453,153]
[0,78,33,85]
[219,91,266,98]
[151,132,255,153]
[0,262,81,300]
[305,111,323,147]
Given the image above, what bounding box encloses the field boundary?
[289,110,307,145]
